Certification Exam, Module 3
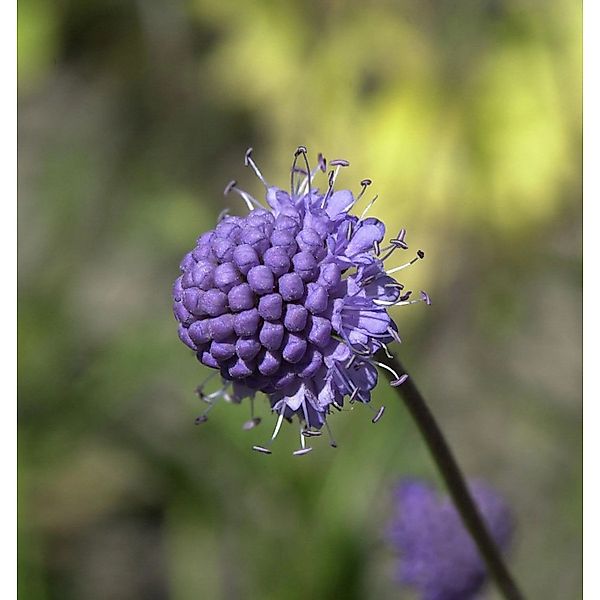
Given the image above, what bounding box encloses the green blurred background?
[18,0,582,598]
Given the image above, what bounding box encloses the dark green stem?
[382,354,525,600]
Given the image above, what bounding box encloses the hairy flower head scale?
[387,479,514,600]
[172,147,429,454]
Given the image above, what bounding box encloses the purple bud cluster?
[172,148,428,453]
[173,207,342,395]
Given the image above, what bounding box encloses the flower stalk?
[380,353,526,600]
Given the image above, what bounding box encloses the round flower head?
[172,147,429,454]
[387,479,514,600]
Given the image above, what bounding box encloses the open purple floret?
[172,147,428,453]
[388,480,514,600]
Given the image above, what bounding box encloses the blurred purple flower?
[388,479,514,600]
[172,147,428,453]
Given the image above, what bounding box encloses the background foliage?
[18,0,581,598]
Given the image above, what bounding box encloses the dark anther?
[292,167,308,175]
[391,238,409,250]
[390,374,409,387]
[295,145,307,156]
[400,291,413,301]
[330,159,350,167]
[302,429,323,437]
[224,180,237,195]
[293,447,313,456]
[361,178,372,186]
[317,153,327,172]
[242,417,262,430]
[195,415,209,425]
[417,249,425,259]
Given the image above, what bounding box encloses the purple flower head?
[388,479,514,600]
[172,147,429,454]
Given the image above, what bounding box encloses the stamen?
[371,406,385,423]
[252,406,286,455]
[320,159,349,207]
[302,429,323,437]
[385,251,425,276]
[373,297,424,308]
[329,159,350,167]
[217,208,230,223]
[195,396,221,424]
[290,146,308,197]
[390,228,408,249]
[340,303,386,312]
[298,152,326,196]
[333,361,367,404]
[387,326,402,344]
[420,290,432,305]
[324,419,338,448]
[293,427,313,456]
[384,282,405,291]
[358,194,378,221]
[194,371,219,400]
[346,220,354,241]
[293,447,313,456]
[223,180,262,211]
[243,417,262,430]
[244,147,269,187]
[379,229,409,262]
[381,343,394,359]
[271,410,285,441]
[390,373,409,387]
[243,399,261,430]
[298,147,311,198]
[362,271,384,286]
[372,359,404,384]
[204,388,228,400]
[223,179,237,196]
[317,153,327,172]
[320,169,336,208]
[356,178,372,202]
